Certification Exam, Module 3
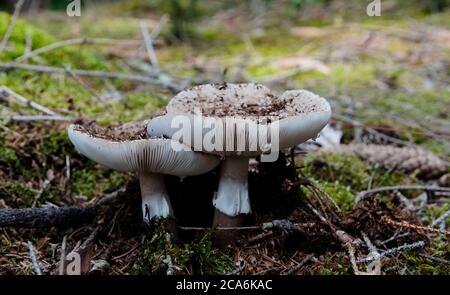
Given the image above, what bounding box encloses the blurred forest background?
[0,0,449,275]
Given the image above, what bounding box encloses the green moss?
[403,237,450,275]
[317,181,355,211]
[0,140,19,168]
[0,181,37,207]
[134,222,234,275]
[318,252,350,275]
[302,153,370,191]
[40,129,75,157]
[301,152,419,196]
[0,12,55,59]
[71,166,125,198]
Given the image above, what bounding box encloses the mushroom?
[67,120,220,224]
[147,83,331,228]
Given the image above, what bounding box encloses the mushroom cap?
[147,83,331,156]
[68,122,220,176]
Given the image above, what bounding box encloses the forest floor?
[0,1,449,275]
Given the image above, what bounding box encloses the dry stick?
[102,78,123,101]
[306,202,363,274]
[0,206,97,228]
[248,231,274,243]
[356,185,450,204]
[382,216,450,237]
[64,66,111,111]
[282,254,314,275]
[0,187,125,228]
[125,59,185,92]
[15,38,144,63]
[0,63,163,85]
[333,114,413,147]
[28,240,42,275]
[177,220,315,231]
[431,209,450,229]
[361,231,382,275]
[0,86,57,116]
[139,20,159,69]
[0,0,25,54]
[359,241,425,263]
[150,14,169,39]
[381,232,410,245]
[12,115,74,122]
[419,253,450,266]
[59,236,67,275]
[24,29,32,56]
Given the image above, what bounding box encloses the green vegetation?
[134,222,234,275]
[0,0,448,275]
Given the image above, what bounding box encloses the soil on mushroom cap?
[168,83,329,121]
[168,83,291,119]
[74,121,151,142]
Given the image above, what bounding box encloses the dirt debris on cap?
[167,83,324,121]
[73,120,151,142]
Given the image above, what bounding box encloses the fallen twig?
[139,20,159,69]
[177,220,314,231]
[150,14,169,39]
[64,66,111,110]
[12,115,74,122]
[333,114,414,146]
[59,236,67,275]
[282,254,314,275]
[382,216,450,237]
[126,59,186,92]
[248,231,274,243]
[419,253,450,266]
[0,63,168,88]
[361,231,381,275]
[15,38,145,63]
[28,240,42,275]
[0,206,97,228]
[0,187,126,228]
[0,86,57,116]
[356,185,450,204]
[431,209,450,230]
[381,232,411,245]
[359,241,425,263]
[0,0,25,54]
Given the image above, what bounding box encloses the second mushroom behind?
[147,83,332,232]
[67,120,220,225]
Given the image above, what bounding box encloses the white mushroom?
[147,83,331,228]
[67,121,220,224]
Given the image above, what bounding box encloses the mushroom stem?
[213,157,251,218]
[139,172,173,223]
